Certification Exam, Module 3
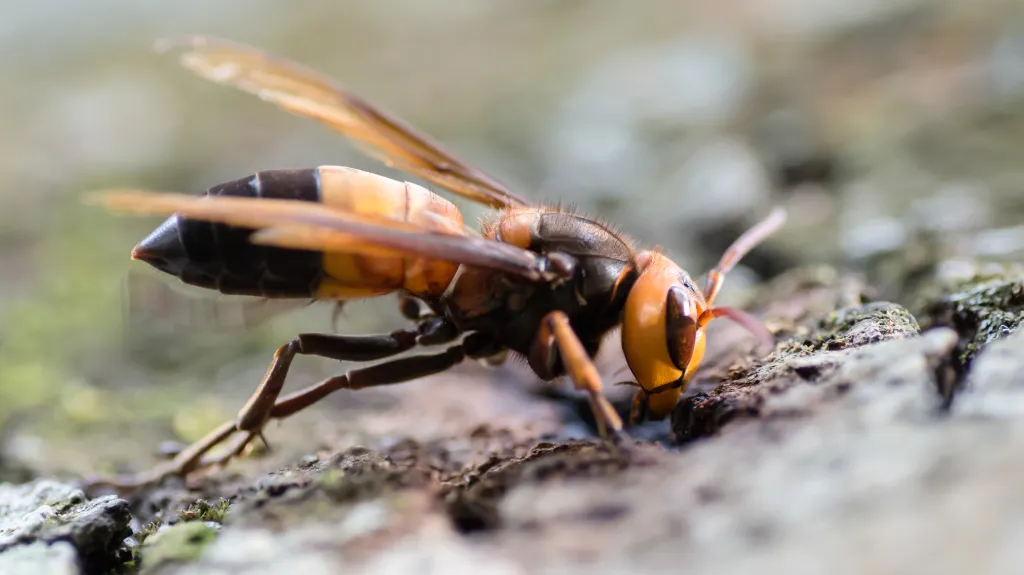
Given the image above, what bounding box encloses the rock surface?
[0,479,132,573]
[918,265,1024,368]
[4,265,1024,574]
[0,541,79,575]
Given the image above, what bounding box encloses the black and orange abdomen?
[313,166,464,300]
[131,166,465,300]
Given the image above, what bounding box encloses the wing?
[92,190,562,283]
[155,35,531,210]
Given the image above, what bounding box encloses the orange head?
[618,207,786,423]
[621,251,708,422]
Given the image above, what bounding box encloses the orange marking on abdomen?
[403,184,464,296]
[313,166,464,300]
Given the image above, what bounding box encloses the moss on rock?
[919,266,1024,368]
[139,521,218,570]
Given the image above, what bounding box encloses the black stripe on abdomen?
[178,169,325,298]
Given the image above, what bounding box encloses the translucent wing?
[93,190,561,283]
[156,35,531,210]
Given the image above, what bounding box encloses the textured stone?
[0,479,131,572]
[0,541,78,575]
[920,266,1024,366]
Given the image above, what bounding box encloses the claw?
[83,423,260,495]
[256,432,272,452]
[605,426,633,449]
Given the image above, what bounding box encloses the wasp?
[90,36,786,489]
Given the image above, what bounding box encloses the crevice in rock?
[916,268,1024,405]
[920,271,1024,360]
[441,441,640,534]
[670,298,928,442]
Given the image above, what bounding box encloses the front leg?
[529,311,626,441]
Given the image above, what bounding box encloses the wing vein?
[156,35,531,210]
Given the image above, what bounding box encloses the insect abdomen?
[133,166,465,300]
[173,168,324,297]
[313,166,465,300]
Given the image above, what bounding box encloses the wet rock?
[114,447,434,573]
[0,479,132,573]
[222,447,435,534]
[919,265,1024,367]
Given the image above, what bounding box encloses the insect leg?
[530,311,625,441]
[84,328,434,492]
[267,342,470,419]
[191,343,474,473]
[235,330,422,434]
[629,392,651,425]
[84,420,240,491]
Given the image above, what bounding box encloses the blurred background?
[1,0,1023,481]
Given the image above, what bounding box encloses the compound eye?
[621,255,686,399]
[665,286,697,371]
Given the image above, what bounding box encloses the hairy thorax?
[441,207,638,368]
